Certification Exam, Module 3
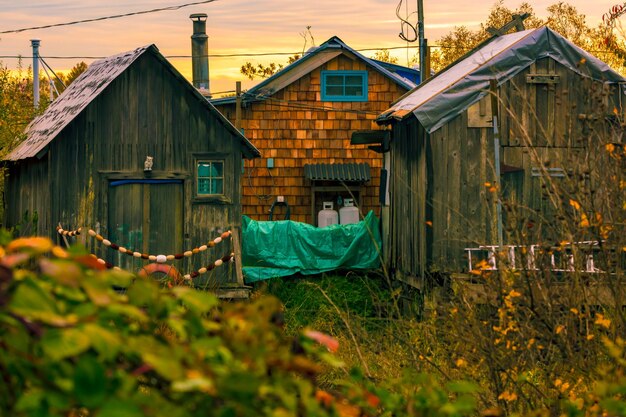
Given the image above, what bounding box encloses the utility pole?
[418,0,426,83]
[31,39,40,109]
[235,81,242,131]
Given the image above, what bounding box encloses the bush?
[0,237,483,417]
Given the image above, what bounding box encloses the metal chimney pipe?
[31,39,40,109]
[190,13,210,97]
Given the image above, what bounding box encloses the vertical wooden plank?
[143,184,150,254]
[231,228,245,286]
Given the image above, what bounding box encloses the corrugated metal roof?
[304,163,371,182]
[378,27,626,133]
[211,36,418,106]
[6,45,260,161]
[7,46,151,161]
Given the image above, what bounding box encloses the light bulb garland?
[56,225,236,284]
[89,254,120,270]
[56,226,82,237]
[74,228,232,262]
[183,252,235,281]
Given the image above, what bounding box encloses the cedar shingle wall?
[216,55,408,223]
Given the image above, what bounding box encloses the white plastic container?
[318,202,339,227]
[339,198,360,225]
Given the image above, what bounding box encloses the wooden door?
[107,179,183,270]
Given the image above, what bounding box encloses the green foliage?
[263,273,392,331]
[0,237,483,417]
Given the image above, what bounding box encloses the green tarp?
[242,211,382,282]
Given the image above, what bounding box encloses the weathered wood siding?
[5,51,245,283]
[215,54,408,223]
[391,56,623,277]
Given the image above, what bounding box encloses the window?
[321,70,368,102]
[197,161,224,195]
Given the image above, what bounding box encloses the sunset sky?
[0,0,620,96]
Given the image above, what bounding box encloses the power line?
[0,0,218,34]
[0,44,455,62]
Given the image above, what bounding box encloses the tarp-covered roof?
[211,36,419,106]
[6,45,259,161]
[377,27,626,133]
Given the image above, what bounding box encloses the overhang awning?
[304,163,371,183]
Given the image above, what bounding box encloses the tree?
[240,27,315,80]
[429,1,626,75]
[371,49,399,64]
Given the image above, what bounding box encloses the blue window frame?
[321,70,368,102]
[197,161,224,196]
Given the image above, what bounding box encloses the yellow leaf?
[587,334,595,340]
[555,325,565,334]
[606,143,616,154]
[484,182,492,187]
[498,391,518,402]
[569,199,581,210]
[7,237,53,254]
[595,314,611,329]
[509,290,521,298]
[455,358,467,368]
[580,213,590,228]
[570,308,579,315]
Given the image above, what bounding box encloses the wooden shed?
[212,36,419,224]
[3,44,260,295]
[376,27,625,284]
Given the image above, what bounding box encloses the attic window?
[321,70,368,102]
[197,161,224,195]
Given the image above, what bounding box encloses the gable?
[378,27,626,133]
[6,45,259,162]
[211,36,417,106]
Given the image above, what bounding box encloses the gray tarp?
[379,27,626,133]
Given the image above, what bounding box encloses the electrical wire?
[396,0,418,43]
[39,58,61,99]
[0,0,218,34]
[0,44,481,62]
[240,92,381,115]
[246,164,275,202]
[39,56,66,89]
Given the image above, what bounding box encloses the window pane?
[198,163,210,177]
[198,178,210,194]
[326,75,344,85]
[212,162,224,177]
[326,86,343,96]
[211,179,223,195]
[345,75,363,86]
[345,86,363,96]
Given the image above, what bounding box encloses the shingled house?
[4,44,259,294]
[212,36,419,224]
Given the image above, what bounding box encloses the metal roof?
[211,36,418,106]
[304,163,371,183]
[377,27,626,133]
[6,45,259,161]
